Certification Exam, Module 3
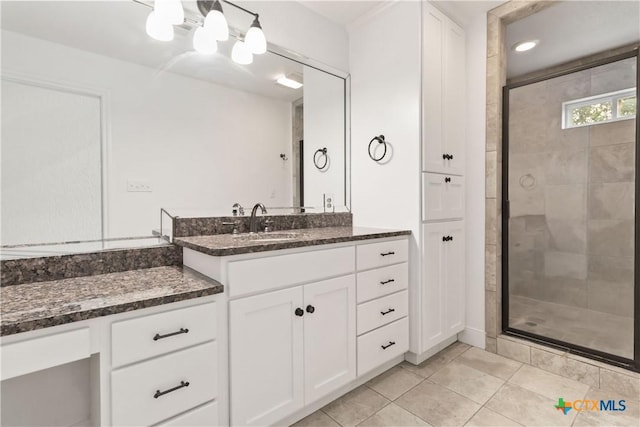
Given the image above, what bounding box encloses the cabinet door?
[303,275,356,404]
[443,20,466,176]
[422,173,464,221]
[422,4,446,174]
[444,221,465,336]
[421,223,446,350]
[229,287,304,426]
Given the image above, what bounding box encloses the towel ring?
[368,135,387,162]
[314,148,328,170]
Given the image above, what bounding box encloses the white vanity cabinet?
[355,240,409,376]
[110,302,220,427]
[182,234,409,427]
[229,275,355,426]
[0,296,224,427]
[422,221,466,350]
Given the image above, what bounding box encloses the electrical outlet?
[324,193,335,212]
[127,180,152,192]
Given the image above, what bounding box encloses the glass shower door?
[504,53,638,363]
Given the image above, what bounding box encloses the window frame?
[562,87,636,129]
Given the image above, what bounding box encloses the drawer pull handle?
[154,381,190,399]
[295,308,304,317]
[380,251,395,256]
[306,305,315,314]
[442,236,453,242]
[380,308,396,316]
[381,341,396,350]
[153,328,189,341]
[380,279,395,285]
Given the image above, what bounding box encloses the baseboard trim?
[404,335,458,365]
[458,327,485,349]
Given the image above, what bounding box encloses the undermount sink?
[235,232,308,242]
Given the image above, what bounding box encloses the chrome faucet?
[249,203,267,233]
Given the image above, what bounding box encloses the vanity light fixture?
[141,1,268,65]
[512,39,539,52]
[231,39,253,65]
[203,0,229,41]
[276,74,303,89]
[146,11,174,41]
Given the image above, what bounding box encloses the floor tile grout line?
[475,381,524,427]
[319,407,342,427]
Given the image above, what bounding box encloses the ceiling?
[298,1,386,26]
[0,1,305,101]
[506,1,640,78]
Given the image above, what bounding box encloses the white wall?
[1,30,293,238]
[238,1,349,72]
[460,11,487,348]
[303,66,345,209]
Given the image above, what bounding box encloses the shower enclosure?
[503,51,639,369]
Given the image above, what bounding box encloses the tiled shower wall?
[507,57,636,318]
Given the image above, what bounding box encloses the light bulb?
[204,1,229,41]
[193,26,217,54]
[245,17,266,54]
[231,40,253,65]
[154,0,184,25]
[146,11,174,42]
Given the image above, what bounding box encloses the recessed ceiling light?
[513,40,538,52]
[276,74,303,89]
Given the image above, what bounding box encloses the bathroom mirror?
[0,0,348,250]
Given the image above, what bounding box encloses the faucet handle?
[222,221,240,235]
[232,203,245,216]
[264,219,274,233]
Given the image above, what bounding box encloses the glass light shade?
[154,0,184,25]
[245,25,266,54]
[146,11,174,42]
[204,10,229,41]
[231,40,253,65]
[193,26,217,54]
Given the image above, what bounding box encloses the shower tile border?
[496,335,640,398]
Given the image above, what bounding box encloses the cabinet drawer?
[159,401,218,426]
[357,317,408,376]
[422,172,464,221]
[111,342,217,427]
[1,328,90,380]
[228,246,354,298]
[356,239,408,271]
[357,291,408,335]
[357,263,408,303]
[112,302,216,368]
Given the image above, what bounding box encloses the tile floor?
[293,342,640,427]
[510,295,633,359]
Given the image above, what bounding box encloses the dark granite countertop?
[1,266,223,336]
[174,226,412,256]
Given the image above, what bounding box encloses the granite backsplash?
[1,245,182,287]
[173,212,352,237]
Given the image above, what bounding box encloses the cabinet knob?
[306,305,315,314]
[380,308,396,316]
[442,236,453,242]
[381,341,396,350]
[445,177,451,183]
[295,308,304,317]
[442,153,447,160]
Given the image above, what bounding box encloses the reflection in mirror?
[0,0,348,253]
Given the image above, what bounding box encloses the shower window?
[562,87,637,128]
[503,52,638,367]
